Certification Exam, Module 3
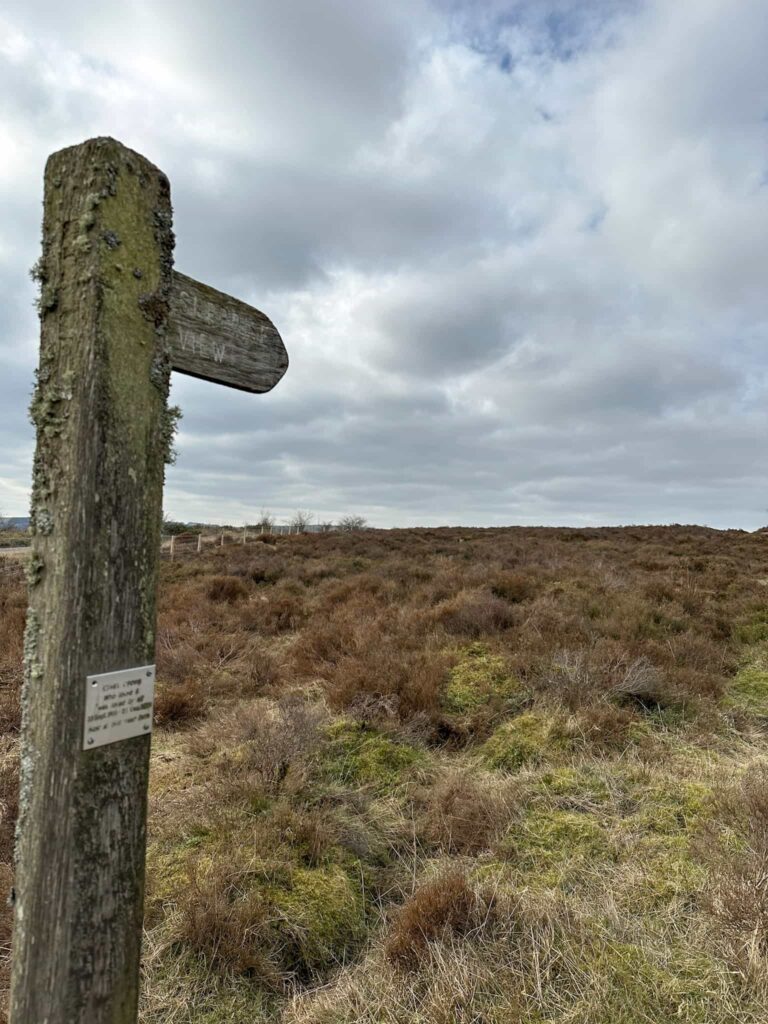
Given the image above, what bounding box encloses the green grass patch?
[500,807,614,886]
[141,960,276,1023]
[727,651,768,716]
[628,777,711,835]
[481,712,574,771]
[321,720,426,789]
[576,940,729,1024]
[734,607,768,645]
[532,765,611,805]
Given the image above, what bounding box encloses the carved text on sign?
[176,329,227,364]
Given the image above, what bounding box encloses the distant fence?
[0,527,341,575]
[159,525,334,560]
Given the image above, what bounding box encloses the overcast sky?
[1,1,767,528]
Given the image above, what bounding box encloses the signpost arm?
[10,137,173,1023]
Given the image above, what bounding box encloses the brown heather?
[2,525,768,1021]
[383,870,494,969]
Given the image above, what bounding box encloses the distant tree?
[289,510,314,534]
[255,509,276,533]
[161,512,189,536]
[338,515,367,532]
[318,521,335,533]
[0,510,8,530]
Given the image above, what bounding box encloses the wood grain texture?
[169,271,288,393]
[10,137,173,1023]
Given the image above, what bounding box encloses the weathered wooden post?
[170,534,176,561]
[11,137,288,1023]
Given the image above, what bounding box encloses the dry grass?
[383,870,495,969]
[0,577,24,736]
[699,762,768,967]
[2,525,768,1022]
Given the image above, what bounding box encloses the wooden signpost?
[9,137,288,1023]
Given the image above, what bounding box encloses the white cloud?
[0,0,766,527]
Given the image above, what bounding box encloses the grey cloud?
[1,0,767,530]
[172,160,511,291]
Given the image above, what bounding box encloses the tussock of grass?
[320,721,426,790]
[481,711,574,770]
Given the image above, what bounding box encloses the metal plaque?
[83,665,155,749]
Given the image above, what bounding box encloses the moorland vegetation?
[2,525,768,1021]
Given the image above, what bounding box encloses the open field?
[0,529,30,554]
[0,550,29,563]
[2,525,768,1021]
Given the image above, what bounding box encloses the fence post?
[11,138,173,1022]
[197,533,202,553]
[170,534,176,561]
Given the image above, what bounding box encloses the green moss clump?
[728,659,768,716]
[270,865,366,971]
[321,721,425,789]
[170,857,366,985]
[630,778,711,835]
[481,712,574,772]
[533,766,610,804]
[443,643,526,714]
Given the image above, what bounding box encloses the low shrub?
[0,596,25,735]
[154,680,206,728]
[420,770,518,854]
[384,870,494,969]
[237,696,327,793]
[489,571,537,603]
[433,590,518,638]
[206,575,250,604]
[0,760,18,864]
[240,590,306,634]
